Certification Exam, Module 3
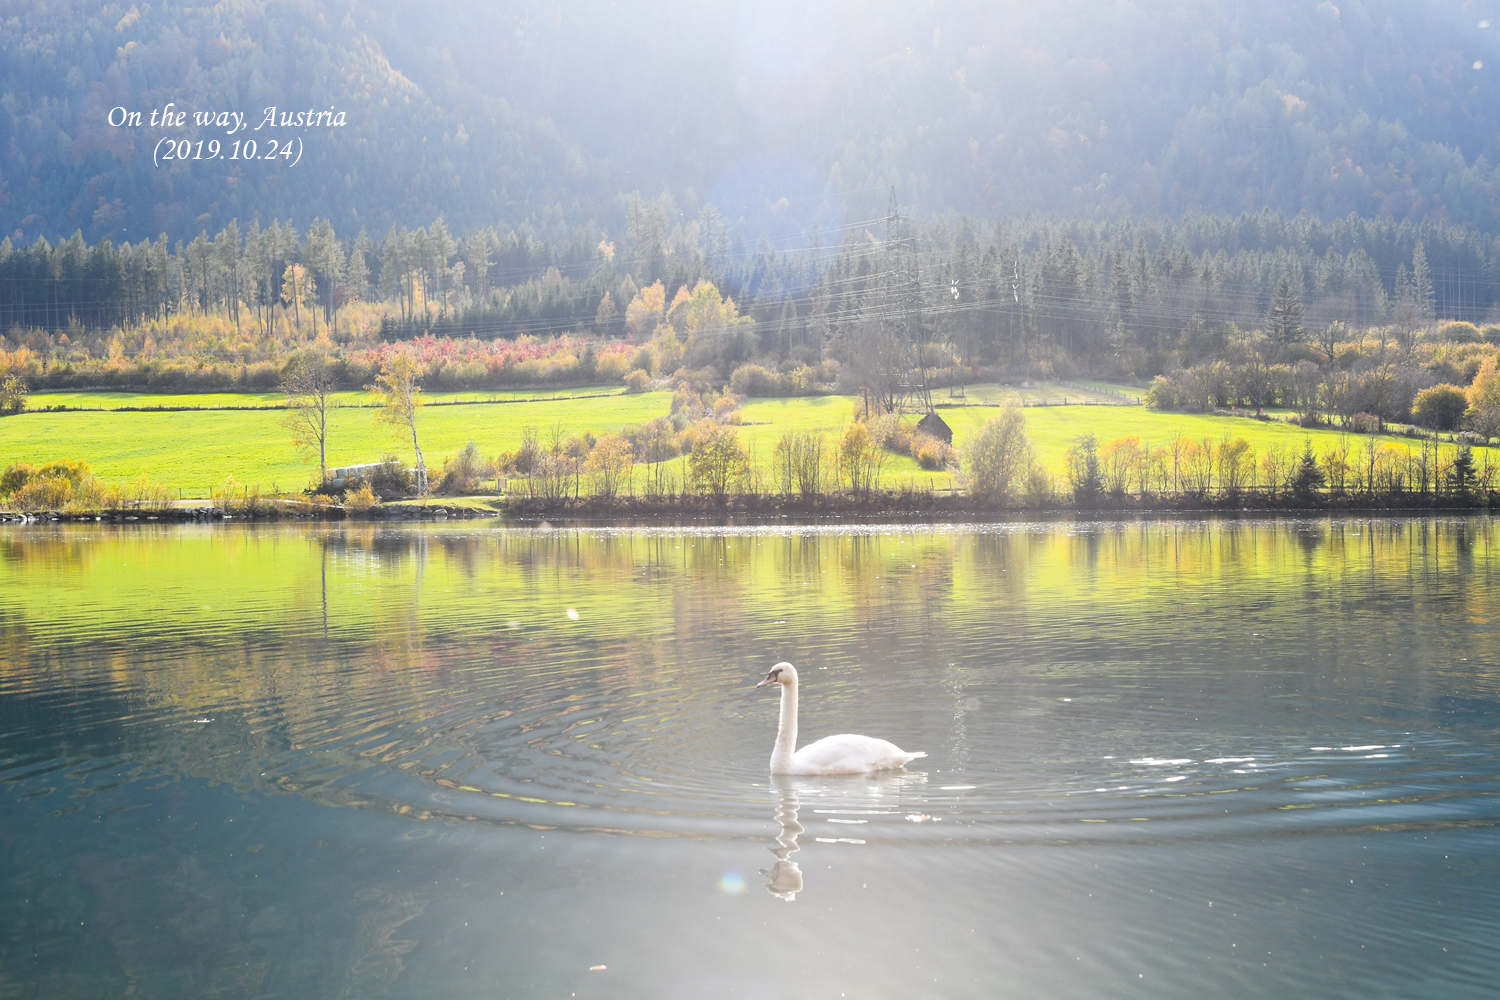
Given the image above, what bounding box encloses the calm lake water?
[2,516,1499,998]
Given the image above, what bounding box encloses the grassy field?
[28,386,627,410]
[923,381,1131,405]
[743,393,1493,489]
[0,382,1490,497]
[941,404,1408,476]
[1,391,674,495]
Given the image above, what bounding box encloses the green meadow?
[0,383,1488,497]
[27,386,626,411]
[1,389,675,495]
[742,394,1490,488]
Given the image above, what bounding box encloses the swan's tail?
[904,751,928,763]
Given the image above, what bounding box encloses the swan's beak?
[757,672,776,687]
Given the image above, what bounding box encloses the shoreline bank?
[11,492,1497,525]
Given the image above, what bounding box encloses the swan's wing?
[790,734,925,774]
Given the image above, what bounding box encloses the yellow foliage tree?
[676,281,754,369]
[965,406,1032,504]
[369,347,426,494]
[687,282,747,334]
[625,281,666,338]
[1099,435,1147,495]
[1216,436,1256,495]
[585,433,635,499]
[688,424,750,502]
[0,373,27,415]
[837,422,885,495]
[1466,355,1500,440]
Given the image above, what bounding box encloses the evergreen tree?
[594,291,618,336]
[1411,242,1435,319]
[212,220,242,332]
[343,235,370,304]
[1066,433,1102,504]
[1449,445,1477,497]
[427,218,457,316]
[1290,441,1327,500]
[776,299,796,361]
[304,219,341,335]
[1267,274,1304,347]
[464,232,492,299]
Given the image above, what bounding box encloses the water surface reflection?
[2,517,1499,998]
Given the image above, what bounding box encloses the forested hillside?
[399,0,1500,230]
[3,0,1498,246]
[0,0,599,245]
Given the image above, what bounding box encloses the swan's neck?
[771,678,799,772]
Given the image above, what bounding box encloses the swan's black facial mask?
[757,669,780,687]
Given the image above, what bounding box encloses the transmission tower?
[883,188,931,413]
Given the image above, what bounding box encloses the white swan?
[757,662,926,775]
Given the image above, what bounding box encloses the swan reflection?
[762,771,928,901]
[762,781,805,900]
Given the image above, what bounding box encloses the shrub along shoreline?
[498,488,1500,520]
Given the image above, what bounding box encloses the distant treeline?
[0,221,608,341]
[4,206,1500,392]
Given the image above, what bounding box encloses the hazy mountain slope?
[397,0,1497,232]
[0,0,601,245]
[2,0,1497,246]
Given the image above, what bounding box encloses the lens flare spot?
[566,608,580,620]
[718,870,746,895]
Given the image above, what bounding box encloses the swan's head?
[757,661,798,687]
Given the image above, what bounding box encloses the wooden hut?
[916,410,952,443]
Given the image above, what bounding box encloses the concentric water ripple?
[71,635,1490,845]
[251,711,1500,845]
